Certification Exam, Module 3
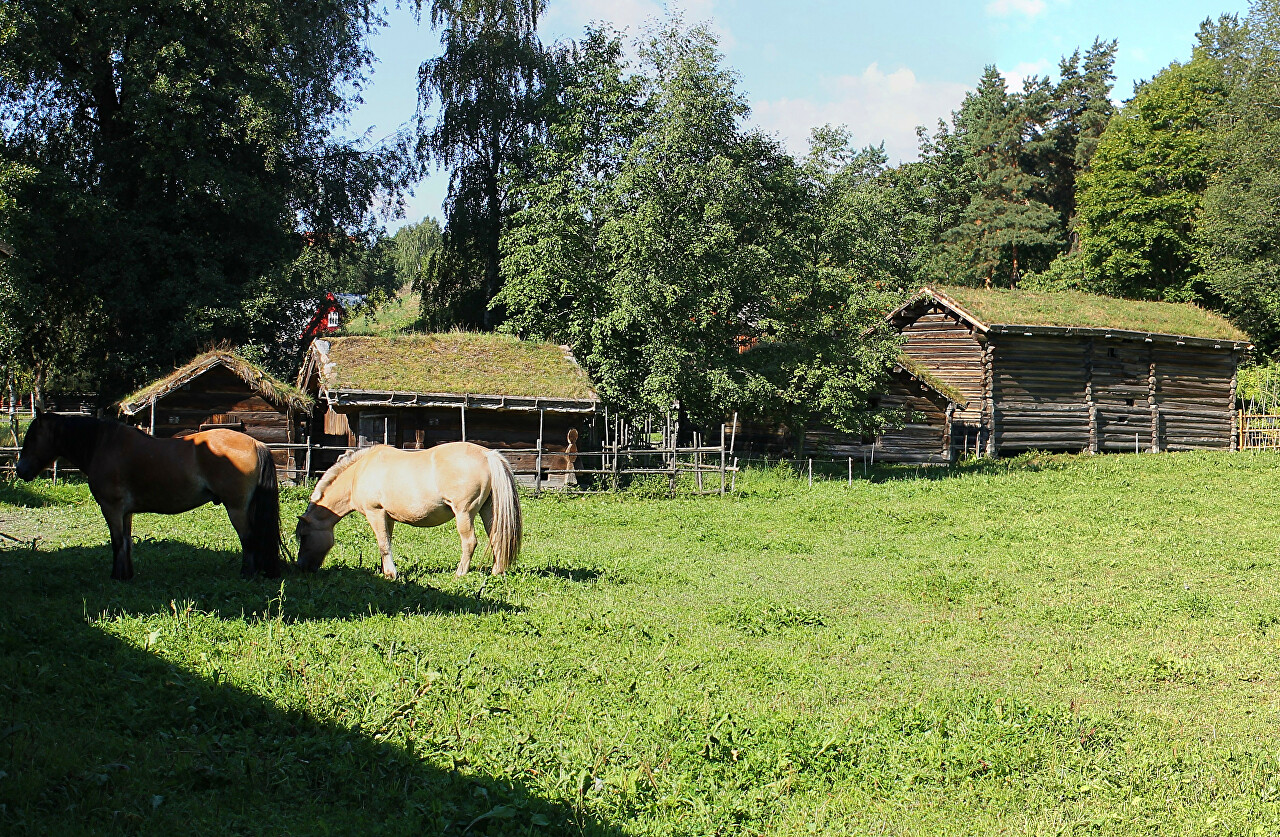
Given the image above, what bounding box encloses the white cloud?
[1000,59,1054,90]
[751,63,970,163]
[985,0,1047,18]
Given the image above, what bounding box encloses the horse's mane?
[310,445,378,502]
[46,412,110,470]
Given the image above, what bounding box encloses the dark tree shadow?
[528,566,605,584]
[0,542,520,622]
[0,541,621,836]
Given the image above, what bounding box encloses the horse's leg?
[103,505,134,581]
[478,502,499,575]
[364,510,398,580]
[454,507,479,577]
[226,507,255,578]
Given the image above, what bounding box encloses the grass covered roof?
[895,354,969,408]
[119,350,313,415]
[312,333,599,401]
[926,286,1248,342]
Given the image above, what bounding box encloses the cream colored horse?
[295,442,522,578]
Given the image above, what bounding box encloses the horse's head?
[295,505,336,572]
[15,408,55,481]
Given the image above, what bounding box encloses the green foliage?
[501,23,899,441]
[943,68,1063,287]
[1077,35,1233,301]
[390,216,443,294]
[0,0,408,395]
[917,47,1116,289]
[415,0,552,330]
[1197,4,1280,354]
[11,454,1280,832]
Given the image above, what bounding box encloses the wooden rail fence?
[1239,411,1280,450]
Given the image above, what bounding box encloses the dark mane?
[46,412,111,471]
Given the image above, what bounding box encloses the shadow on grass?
[0,540,519,623]
[529,566,604,583]
[0,543,616,836]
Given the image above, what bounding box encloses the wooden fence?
[1239,412,1280,450]
[0,438,742,496]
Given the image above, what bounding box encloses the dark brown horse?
[15,409,280,580]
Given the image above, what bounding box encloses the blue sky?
[351,0,1253,230]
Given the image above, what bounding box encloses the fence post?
[304,434,313,481]
[808,458,813,488]
[848,457,852,487]
[611,438,620,491]
[534,434,543,498]
[695,432,704,492]
[719,423,726,496]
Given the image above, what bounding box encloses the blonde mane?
[310,446,379,502]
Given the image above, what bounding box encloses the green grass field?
[4,452,1280,835]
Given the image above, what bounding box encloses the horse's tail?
[248,443,281,578]
[485,449,522,573]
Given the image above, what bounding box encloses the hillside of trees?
[4,0,1280,436]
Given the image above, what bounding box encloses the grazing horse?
[295,442,522,579]
[15,409,280,580]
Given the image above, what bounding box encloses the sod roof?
[311,333,599,401]
[922,286,1248,342]
[895,354,969,408]
[119,350,313,415]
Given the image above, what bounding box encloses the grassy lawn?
[4,452,1280,834]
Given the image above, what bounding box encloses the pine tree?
[945,68,1062,287]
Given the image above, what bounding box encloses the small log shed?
[889,286,1252,456]
[297,333,602,485]
[117,350,313,475]
[735,355,969,464]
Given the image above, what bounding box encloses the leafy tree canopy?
[1197,3,1280,354]
[499,22,900,448]
[1076,21,1236,301]
[414,0,551,330]
[0,0,407,393]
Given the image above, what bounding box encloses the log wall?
[977,333,1239,455]
[131,365,297,471]
[805,375,953,464]
[899,306,986,449]
[307,404,596,478]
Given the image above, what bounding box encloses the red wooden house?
[300,292,365,342]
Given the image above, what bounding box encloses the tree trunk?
[33,365,45,410]
[791,419,808,460]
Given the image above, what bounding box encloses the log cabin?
[117,350,313,476]
[297,333,602,485]
[890,286,1252,456]
[737,355,969,464]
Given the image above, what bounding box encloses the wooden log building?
[297,333,602,485]
[889,286,1251,456]
[117,350,313,474]
[739,355,969,464]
